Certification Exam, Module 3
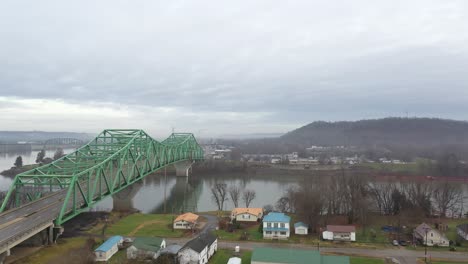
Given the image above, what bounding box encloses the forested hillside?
[233,118,468,160]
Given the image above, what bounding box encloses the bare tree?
[242,189,256,207]
[402,180,433,216]
[228,184,241,208]
[211,183,228,211]
[369,181,396,215]
[296,177,325,231]
[53,148,65,160]
[433,181,462,217]
[276,197,290,213]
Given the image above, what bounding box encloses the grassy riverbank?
[89,213,186,238]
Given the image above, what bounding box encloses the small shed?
[227,257,242,264]
[127,237,166,260]
[294,222,309,235]
[94,236,123,261]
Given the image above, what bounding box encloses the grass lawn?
[215,224,263,241]
[209,249,251,264]
[357,162,419,174]
[356,225,392,244]
[14,237,89,264]
[350,256,385,264]
[104,213,185,238]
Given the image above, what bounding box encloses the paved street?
[0,193,65,246]
[166,237,468,263]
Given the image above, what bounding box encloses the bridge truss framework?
[0,129,204,225]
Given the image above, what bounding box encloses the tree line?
[210,183,256,211]
[272,173,465,232]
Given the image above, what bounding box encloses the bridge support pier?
[174,160,194,177]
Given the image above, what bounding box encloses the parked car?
[392,240,399,246]
[399,240,407,246]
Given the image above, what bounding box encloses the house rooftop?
[326,225,356,233]
[251,247,349,264]
[95,236,123,252]
[294,222,308,228]
[182,232,217,253]
[232,207,263,216]
[174,212,199,223]
[132,237,165,252]
[263,212,290,223]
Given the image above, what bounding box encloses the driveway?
[199,214,218,234]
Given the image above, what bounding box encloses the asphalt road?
[166,236,468,263]
[0,193,65,246]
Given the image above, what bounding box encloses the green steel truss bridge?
[0,129,203,226]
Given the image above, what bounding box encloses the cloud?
[0,0,467,135]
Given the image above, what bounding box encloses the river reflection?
[97,172,299,213]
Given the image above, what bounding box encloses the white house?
[174,212,199,230]
[457,224,468,241]
[262,212,291,239]
[322,225,356,242]
[127,237,166,260]
[294,222,309,235]
[414,223,449,247]
[94,236,123,261]
[231,208,264,222]
[178,233,218,264]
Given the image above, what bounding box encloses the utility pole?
[424,227,429,263]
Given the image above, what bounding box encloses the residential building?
[94,235,123,261]
[322,225,356,242]
[127,237,166,260]
[262,212,291,239]
[457,224,468,241]
[251,247,349,264]
[231,207,264,222]
[178,233,218,264]
[414,223,449,247]
[174,212,199,230]
[294,222,309,235]
[159,244,182,264]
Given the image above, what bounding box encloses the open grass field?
[13,237,90,264]
[104,213,185,238]
[350,257,385,264]
[357,162,420,174]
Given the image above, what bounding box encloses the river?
[1,150,468,215]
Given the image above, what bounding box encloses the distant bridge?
[0,129,203,262]
[42,138,85,147]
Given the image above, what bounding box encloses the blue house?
[262,212,291,239]
[94,235,123,261]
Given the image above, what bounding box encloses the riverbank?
[0,164,38,177]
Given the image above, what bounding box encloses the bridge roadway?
[0,192,65,253]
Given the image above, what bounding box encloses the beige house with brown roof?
[231,208,264,222]
[174,212,199,230]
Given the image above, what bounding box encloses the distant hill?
[235,118,468,159]
[0,131,92,143]
[281,118,468,147]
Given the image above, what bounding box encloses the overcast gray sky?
[1,0,467,137]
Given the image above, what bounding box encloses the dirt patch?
[128,220,165,236]
[62,211,110,237]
